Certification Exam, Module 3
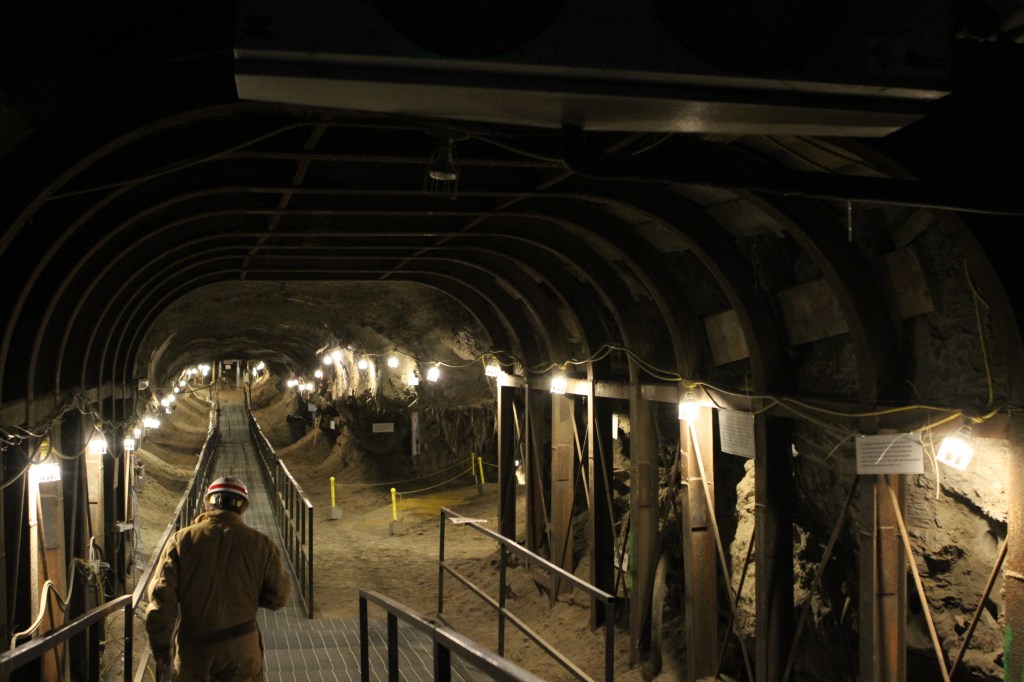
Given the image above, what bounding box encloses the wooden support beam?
[755,416,793,682]
[629,380,659,664]
[550,393,575,595]
[525,389,548,556]
[590,394,615,630]
[859,475,906,682]
[680,404,717,680]
[1006,415,1024,681]
[497,384,518,541]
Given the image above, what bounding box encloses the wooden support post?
[629,381,658,663]
[680,403,717,680]
[525,388,548,555]
[550,393,575,595]
[755,416,793,682]
[1006,415,1024,681]
[497,384,518,541]
[859,474,906,682]
[590,395,615,629]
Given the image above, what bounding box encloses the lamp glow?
[168,394,176,403]
[255,361,265,371]
[314,369,323,379]
[550,372,567,395]
[936,430,974,470]
[323,355,333,366]
[287,379,298,388]
[30,462,61,484]
[331,349,343,363]
[143,416,161,429]
[133,427,142,438]
[485,361,501,378]
[123,437,136,452]
[199,364,210,376]
[426,365,440,382]
[304,382,315,392]
[357,358,369,371]
[387,355,399,368]
[679,391,700,421]
[408,372,420,386]
[87,434,108,456]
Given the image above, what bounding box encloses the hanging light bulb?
[133,427,142,438]
[143,416,161,429]
[387,355,399,368]
[678,390,700,421]
[87,432,108,456]
[287,379,298,388]
[485,360,501,378]
[123,437,136,452]
[332,349,343,363]
[167,394,176,403]
[314,369,323,379]
[550,371,567,395]
[304,382,315,392]
[160,397,170,408]
[936,426,974,470]
[322,355,333,366]
[357,358,369,371]
[427,365,441,382]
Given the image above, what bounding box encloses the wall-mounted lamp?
[485,360,501,378]
[678,390,700,421]
[123,437,136,452]
[314,369,324,379]
[936,426,974,470]
[143,416,161,429]
[357,358,369,371]
[87,433,108,456]
[30,462,61,484]
[387,355,399,368]
[426,365,441,382]
[550,372,567,395]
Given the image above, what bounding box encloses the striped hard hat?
[206,476,249,511]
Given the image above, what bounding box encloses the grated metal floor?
[212,402,477,681]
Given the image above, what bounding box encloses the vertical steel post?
[437,511,446,616]
[498,544,507,655]
[525,388,548,555]
[359,595,369,682]
[387,613,398,682]
[755,415,794,682]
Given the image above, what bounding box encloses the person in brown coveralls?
[145,477,291,680]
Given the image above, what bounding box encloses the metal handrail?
[438,508,616,682]
[243,391,314,618]
[359,589,544,682]
[0,403,220,682]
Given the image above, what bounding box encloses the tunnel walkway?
[211,400,475,681]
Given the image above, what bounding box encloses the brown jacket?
[145,509,290,679]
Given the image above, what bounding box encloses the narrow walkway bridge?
[213,402,475,681]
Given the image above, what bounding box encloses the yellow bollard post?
[389,487,404,536]
[476,456,485,495]
[329,476,342,519]
[478,456,486,484]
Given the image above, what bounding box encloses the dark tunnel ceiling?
[3,1,1024,405]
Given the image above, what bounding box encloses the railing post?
[498,543,507,656]
[437,510,447,616]
[434,641,452,682]
[123,601,133,681]
[308,506,314,617]
[359,596,369,682]
[604,597,614,682]
[387,613,399,682]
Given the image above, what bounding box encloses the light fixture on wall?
[357,358,369,371]
[678,390,700,421]
[123,437,136,452]
[87,432,108,456]
[314,369,323,379]
[424,137,459,198]
[936,425,974,470]
[426,365,441,382]
[485,359,501,378]
[387,355,399,368]
[550,371,567,395]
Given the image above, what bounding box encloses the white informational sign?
[372,422,395,433]
[718,409,755,458]
[856,433,923,475]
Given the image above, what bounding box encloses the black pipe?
[561,124,1024,217]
